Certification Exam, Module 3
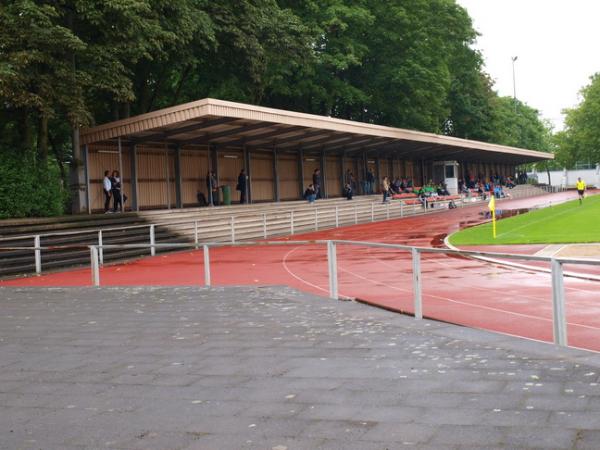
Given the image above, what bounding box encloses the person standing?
[312,169,321,199]
[111,170,123,212]
[102,170,112,213]
[237,169,247,204]
[206,170,218,206]
[382,176,390,203]
[367,168,375,194]
[577,177,586,205]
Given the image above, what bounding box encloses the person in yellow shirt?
[576,177,586,204]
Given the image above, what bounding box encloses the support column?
[362,150,368,195]
[118,137,124,213]
[320,149,327,198]
[244,145,251,204]
[174,145,183,208]
[130,143,139,211]
[84,144,90,214]
[340,152,346,194]
[70,127,87,214]
[376,157,381,189]
[273,147,280,202]
[421,159,426,186]
[298,147,304,198]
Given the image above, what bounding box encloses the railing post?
[90,246,100,287]
[230,216,235,243]
[98,230,104,266]
[371,202,374,222]
[386,202,390,220]
[327,240,338,300]
[400,201,404,218]
[34,235,41,274]
[412,248,422,319]
[203,245,211,287]
[315,209,318,231]
[354,205,358,224]
[335,206,339,227]
[263,213,267,239]
[551,258,568,346]
[194,221,199,246]
[290,211,295,235]
[150,225,156,256]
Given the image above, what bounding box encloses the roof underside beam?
[178,121,276,145]
[133,117,240,144]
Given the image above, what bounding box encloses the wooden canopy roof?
[81,98,553,164]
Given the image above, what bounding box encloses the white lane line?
[281,245,351,300]
[334,257,600,332]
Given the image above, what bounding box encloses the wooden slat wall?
[326,156,342,197]
[380,160,391,180]
[303,157,320,190]
[137,146,171,209]
[404,160,414,182]
[180,148,209,206]
[279,154,299,200]
[88,144,131,212]
[250,152,274,202]
[218,150,244,202]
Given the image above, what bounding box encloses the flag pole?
[488,195,496,239]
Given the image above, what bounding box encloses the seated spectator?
[437,182,450,196]
[343,183,353,200]
[304,184,316,203]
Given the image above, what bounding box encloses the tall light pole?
[512,56,518,113]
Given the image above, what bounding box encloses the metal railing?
[4,236,598,348]
[0,196,479,275]
[0,185,552,276]
[76,239,600,348]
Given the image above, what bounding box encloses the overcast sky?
[456,0,600,130]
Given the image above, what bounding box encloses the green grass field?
[449,194,600,246]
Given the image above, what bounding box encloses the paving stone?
[2,285,600,449]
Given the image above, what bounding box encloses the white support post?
[90,246,100,287]
[551,259,568,346]
[230,216,235,243]
[203,245,211,287]
[98,230,104,266]
[263,213,267,239]
[327,240,339,300]
[412,248,423,319]
[315,209,318,231]
[386,202,390,220]
[290,211,295,235]
[150,225,156,256]
[400,201,404,218]
[34,235,41,274]
[354,205,358,224]
[335,206,339,227]
[371,202,375,222]
[194,221,199,247]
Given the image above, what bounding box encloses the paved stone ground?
[2,287,600,450]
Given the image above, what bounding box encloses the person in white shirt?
[103,170,112,213]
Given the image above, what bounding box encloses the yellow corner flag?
[488,196,496,238]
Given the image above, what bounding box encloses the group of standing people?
[102,170,125,213]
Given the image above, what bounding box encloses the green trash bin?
[221,185,231,205]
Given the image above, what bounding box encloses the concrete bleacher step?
[0,196,385,277]
[0,186,551,278]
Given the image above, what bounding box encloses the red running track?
[3,191,600,352]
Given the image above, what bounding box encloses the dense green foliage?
[449,194,600,246]
[554,73,600,169]
[0,0,552,217]
[0,152,67,218]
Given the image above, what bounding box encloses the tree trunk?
[37,114,49,163]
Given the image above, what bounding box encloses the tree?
[559,73,600,168]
